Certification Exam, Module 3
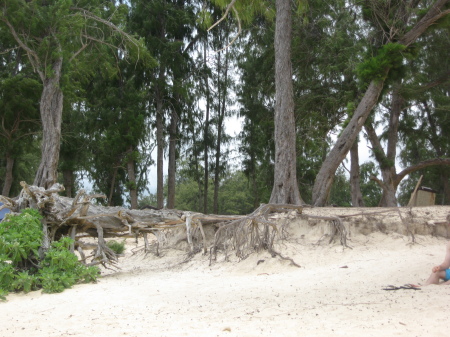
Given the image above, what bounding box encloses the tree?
[0,1,149,189]
[130,0,197,209]
[237,26,276,208]
[211,25,234,213]
[329,167,351,207]
[291,0,363,204]
[350,139,365,207]
[0,76,41,196]
[312,0,450,206]
[269,0,304,205]
[360,162,382,207]
[82,55,151,208]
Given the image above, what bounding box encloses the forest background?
[0,0,449,215]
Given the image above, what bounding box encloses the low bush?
[106,240,126,255]
[0,209,99,299]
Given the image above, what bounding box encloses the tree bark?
[108,166,118,206]
[312,0,450,206]
[350,140,364,207]
[167,108,178,209]
[126,146,138,209]
[269,0,303,205]
[33,58,63,189]
[203,41,210,214]
[213,48,228,214]
[365,121,398,207]
[62,169,74,198]
[156,67,165,209]
[2,152,14,197]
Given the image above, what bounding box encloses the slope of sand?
[1,206,449,337]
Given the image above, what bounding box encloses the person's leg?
[442,241,450,267]
[424,270,446,285]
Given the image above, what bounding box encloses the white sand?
[1,206,450,337]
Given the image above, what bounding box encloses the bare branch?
[206,0,242,53]
[215,6,242,53]
[207,0,238,32]
[69,33,91,63]
[0,16,44,81]
[71,7,140,59]
[400,1,450,46]
[0,46,19,55]
[395,158,450,185]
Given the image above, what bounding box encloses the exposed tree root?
[209,204,303,266]
[301,214,352,248]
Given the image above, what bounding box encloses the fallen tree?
[1,183,448,270]
[0,183,310,268]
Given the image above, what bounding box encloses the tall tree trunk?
[2,152,14,197]
[156,66,165,209]
[270,0,303,205]
[213,48,228,214]
[364,121,398,207]
[312,0,449,206]
[108,166,118,207]
[156,102,164,209]
[350,139,364,207]
[167,108,178,209]
[62,169,73,198]
[193,129,203,211]
[33,58,63,189]
[203,41,210,214]
[213,50,221,214]
[127,146,138,209]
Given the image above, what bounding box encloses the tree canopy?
[1,0,449,211]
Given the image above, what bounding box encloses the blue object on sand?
[0,202,11,220]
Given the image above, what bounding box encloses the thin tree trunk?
[366,85,403,207]
[156,67,165,209]
[127,146,138,209]
[364,121,398,207]
[213,47,228,214]
[213,50,222,214]
[62,169,73,198]
[108,166,118,207]
[350,139,364,207]
[33,58,63,189]
[193,128,203,211]
[270,0,303,205]
[203,41,210,214]
[2,152,14,197]
[167,108,178,209]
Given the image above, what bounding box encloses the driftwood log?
[7,183,437,269]
[0,183,315,268]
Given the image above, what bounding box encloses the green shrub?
[11,271,39,293]
[106,240,126,255]
[0,209,100,299]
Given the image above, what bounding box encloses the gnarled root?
[209,204,302,266]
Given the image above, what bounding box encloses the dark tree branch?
[395,158,450,185]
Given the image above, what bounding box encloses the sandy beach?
[1,206,449,337]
